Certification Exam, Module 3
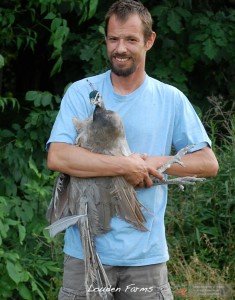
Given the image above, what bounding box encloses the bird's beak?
[90,93,103,107]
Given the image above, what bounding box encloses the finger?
[137,181,146,188]
[149,169,164,181]
[143,176,153,188]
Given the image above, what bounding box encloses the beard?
[109,55,137,77]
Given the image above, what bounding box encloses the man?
[47,0,219,299]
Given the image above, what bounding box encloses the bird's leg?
[152,145,206,189]
[157,145,195,174]
[153,176,206,190]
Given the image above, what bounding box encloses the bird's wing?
[111,176,148,232]
[46,173,70,224]
[68,176,115,237]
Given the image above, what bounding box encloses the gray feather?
[46,215,86,237]
[46,173,70,224]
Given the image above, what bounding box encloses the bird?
[46,81,205,299]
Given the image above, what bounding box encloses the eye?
[107,37,118,42]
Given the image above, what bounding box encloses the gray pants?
[58,254,174,299]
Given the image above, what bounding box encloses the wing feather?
[46,215,86,237]
[111,176,148,231]
[46,173,70,224]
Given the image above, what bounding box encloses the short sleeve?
[46,82,92,150]
[172,91,211,152]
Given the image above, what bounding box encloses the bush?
[166,96,235,296]
[0,92,63,299]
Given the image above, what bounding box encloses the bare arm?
[47,142,164,186]
[143,146,219,178]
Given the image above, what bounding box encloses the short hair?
[105,0,153,43]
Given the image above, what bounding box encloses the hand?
[123,154,164,187]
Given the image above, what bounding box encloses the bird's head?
[89,90,104,108]
[86,79,125,140]
[87,79,105,109]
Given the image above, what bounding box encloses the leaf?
[180,57,195,72]
[188,43,202,59]
[88,0,98,19]
[175,7,191,20]
[0,219,8,238]
[151,5,168,17]
[41,92,52,106]
[19,283,32,300]
[25,91,38,101]
[0,54,4,68]
[0,97,19,111]
[203,38,217,59]
[0,129,15,138]
[31,279,46,300]
[98,25,105,35]
[196,227,201,245]
[50,56,63,77]
[44,12,56,20]
[167,10,182,34]
[194,33,208,42]
[6,261,21,284]
[18,224,26,244]
[29,159,41,178]
[51,18,62,32]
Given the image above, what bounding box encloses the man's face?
[106,14,149,77]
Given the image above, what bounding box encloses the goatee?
[109,60,136,77]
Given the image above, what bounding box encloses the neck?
[111,70,146,96]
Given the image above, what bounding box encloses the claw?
[175,144,195,157]
[152,176,206,186]
[153,145,206,190]
[157,145,195,174]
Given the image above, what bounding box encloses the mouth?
[112,55,131,64]
[115,57,129,62]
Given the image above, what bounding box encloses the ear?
[145,31,156,51]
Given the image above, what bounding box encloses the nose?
[115,39,127,54]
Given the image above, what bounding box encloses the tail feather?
[80,204,113,300]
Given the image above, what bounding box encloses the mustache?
[112,53,131,59]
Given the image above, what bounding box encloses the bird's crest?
[86,79,103,107]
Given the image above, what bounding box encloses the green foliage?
[0,92,62,299]
[0,54,4,68]
[166,96,235,285]
[0,97,19,111]
[148,2,235,100]
[64,24,108,76]
[0,0,98,78]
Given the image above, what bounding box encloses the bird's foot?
[157,145,195,174]
[152,176,206,190]
[152,145,206,190]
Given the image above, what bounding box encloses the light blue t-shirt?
[47,70,211,266]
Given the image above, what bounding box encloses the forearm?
[145,147,219,178]
[47,142,128,177]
